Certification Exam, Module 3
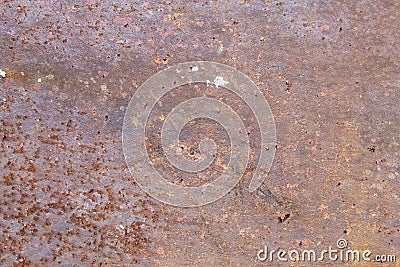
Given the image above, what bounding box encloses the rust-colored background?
[1,0,399,266]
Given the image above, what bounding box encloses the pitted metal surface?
[1,0,399,266]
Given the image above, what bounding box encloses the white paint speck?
[37,78,42,83]
[119,224,125,230]
[206,80,210,87]
[213,76,229,88]
[191,66,199,72]
[0,69,6,78]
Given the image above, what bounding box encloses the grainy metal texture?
[122,61,277,207]
[1,0,399,266]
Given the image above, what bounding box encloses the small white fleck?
[0,69,6,78]
[213,76,229,88]
[100,84,108,91]
[37,78,42,83]
[206,80,210,87]
[191,66,199,72]
[119,224,125,230]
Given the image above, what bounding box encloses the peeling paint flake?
[0,69,6,78]
[213,76,229,88]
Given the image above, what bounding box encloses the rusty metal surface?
[1,0,399,266]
